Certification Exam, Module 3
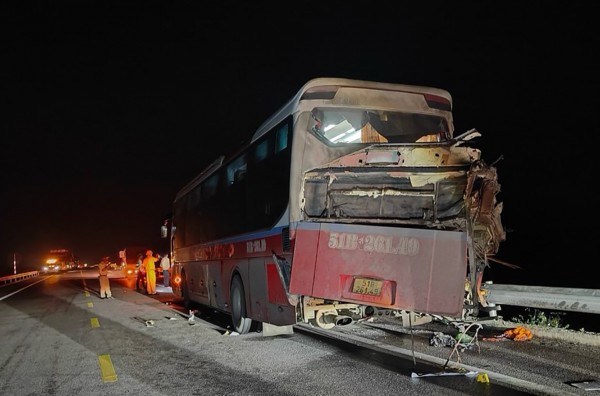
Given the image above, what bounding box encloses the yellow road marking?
[85,291,90,297]
[87,302,93,308]
[98,354,118,382]
[90,318,100,328]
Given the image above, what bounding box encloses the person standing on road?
[136,258,147,293]
[98,257,113,299]
[160,253,171,287]
[143,249,158,295]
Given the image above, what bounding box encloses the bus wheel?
[181,273,192,310]
[231,275,252,334]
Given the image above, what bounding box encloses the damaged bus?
[164,77,506,334]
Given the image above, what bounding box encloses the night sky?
[3,3,598,299]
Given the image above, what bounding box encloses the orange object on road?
[502,326,533,341]
[482,326,533,342]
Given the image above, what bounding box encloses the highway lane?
[0,270,598,395]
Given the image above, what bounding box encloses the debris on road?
[482,326,533,342]
[411,370,478,378]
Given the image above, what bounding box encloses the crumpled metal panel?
[465,161,506,256]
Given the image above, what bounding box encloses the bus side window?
[227,154,247,185]
[254,140,269,163]
[275,124,288,153]
[234,167,247,182]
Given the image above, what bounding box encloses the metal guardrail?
[482,283,600,315]
[0,271,40,285]
[2,271,598,317]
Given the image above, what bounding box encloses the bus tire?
[181,273,192,310]
[231,275,252,334]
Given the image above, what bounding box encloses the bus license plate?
[352,278,383,296]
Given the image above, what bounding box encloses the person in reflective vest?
[98,257,113,299]
[143,249,158,295]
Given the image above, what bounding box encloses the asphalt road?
[0,270,598,395]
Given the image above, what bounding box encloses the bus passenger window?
[203,173,219,199]
[227,155,247,185]
[234,167,247,182]
[254,140,269,163]
[275,125,288,153]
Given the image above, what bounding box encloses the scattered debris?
[567,380,600,390]
[188,310,198,323]
[502,326,533,341]
[482,326,533,342]
[167,316,177,321]
[133,316,157,327]
[429,323,482,352]
[430,332,456,348]
[412,370,478,378]
[476,373,490,383]
[441,323,483,369]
